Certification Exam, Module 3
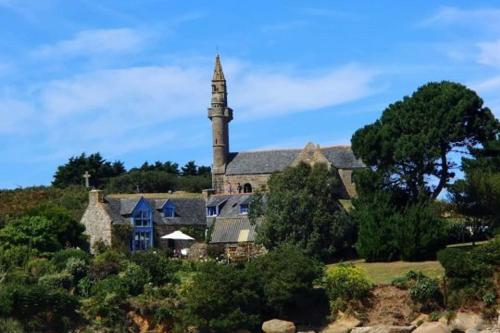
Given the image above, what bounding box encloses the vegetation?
[325,264,372,312]
[250,162,357,261]
[392,271,442,311]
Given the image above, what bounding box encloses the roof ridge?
[231,144,352,154]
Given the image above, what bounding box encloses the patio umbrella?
[161,230,195,240]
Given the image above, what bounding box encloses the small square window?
[240,204,249,214]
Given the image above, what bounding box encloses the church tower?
[208,54,233,193]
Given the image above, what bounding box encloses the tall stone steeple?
[208,54,233,193]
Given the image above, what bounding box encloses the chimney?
[202,188,215,202]
[89,189,104,205]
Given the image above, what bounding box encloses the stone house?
[80,190,206,252]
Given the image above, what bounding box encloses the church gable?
[292,142,331,168]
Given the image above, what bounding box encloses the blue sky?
[0,1,499,188]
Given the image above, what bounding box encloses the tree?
[181,161,199,176]
[52,153,126,188]
[131,161,180,174]
[449,138,500,236]
[251,162,356,261]
[352,81,498,202]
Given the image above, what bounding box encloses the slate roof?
[207,194,253,217]
[103,195,206,227]
[225,145,364,175]
[210,217,257,243]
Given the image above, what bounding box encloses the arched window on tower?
[243,183,252,193]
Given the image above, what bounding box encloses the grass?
[327,260,444,285]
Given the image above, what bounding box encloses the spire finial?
[212,54,225,81]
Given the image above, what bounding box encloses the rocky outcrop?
[262,319,296,333]
[320,314,361,333]
[351,325,414,333]
[412,322,450,333]
[450,312,484,332]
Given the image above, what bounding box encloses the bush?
[130,249,181,286]
[392,271,442,310]
[38,272,74,290]
[246,244,323,317]
[0,246,37,271]
[90,249,126,280]
[120,262,151,296]
[179,262,262,333]
[51,248,91,271]
[0,318,24,333]
[64,257,88,281]
[438,239,499,305]
[325,264,372,311]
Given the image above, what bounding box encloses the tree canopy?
[250,162,356,261]
[52,153,126,188]
[352,81,499,201]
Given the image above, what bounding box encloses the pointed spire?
[212,54,225,81]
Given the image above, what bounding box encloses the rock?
[350,325,414,333]
[466,328,480,333]
[298,331,316,333]
[262,319,296,333]
[411,314,430,327]
[413,322,450,333]
[451,312,484,332]
[320,314,361,333]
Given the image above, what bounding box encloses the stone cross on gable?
[83,171,91,188]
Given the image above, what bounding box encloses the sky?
[0,0,499,188]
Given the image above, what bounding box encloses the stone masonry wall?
[338,168,357,198]
[80,190,113,252]
[224,174,271,193]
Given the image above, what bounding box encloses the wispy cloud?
[477,39,500,67]
[420,6,500,30]
[33,28,147,58]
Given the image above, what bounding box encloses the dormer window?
[240,204,249,215]
[134,210,151,227]
[164,202,175,218]
[207,206,217,217]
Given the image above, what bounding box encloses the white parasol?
[160,230,195,240]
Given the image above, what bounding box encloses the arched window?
[243,183,252,193]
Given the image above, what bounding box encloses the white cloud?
[420,6,500,30]
[230,63,379,119]
[33,28,146,58]
[477,39,500,67]
[0,58,380,160]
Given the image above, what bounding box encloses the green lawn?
[327,260,444,285]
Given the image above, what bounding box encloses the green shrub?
[0,246,38,271]
[391,271,442,310]
[0,318,24,333]
[26,258,55,279]
[90,249,126,280]
[325,264,372,311]
[64,257,88,281]
[180,262,262,333]
[120,262,150,296]
[246,244,323,317]
[51,248,90,270]
[38,272,74,290]
[130,249,181,286]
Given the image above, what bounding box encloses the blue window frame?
[164,203,175,218]
[207,206,217,216]
[131,198,153,251]
[240,204,249,214]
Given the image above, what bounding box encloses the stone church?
[207,54,363,197]
[80,55,364,254]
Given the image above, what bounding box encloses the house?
[80,190,206,252]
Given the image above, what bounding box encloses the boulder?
[350,325,414,333]
[320,314,361,333]
[451,312,484,332]
[411,314,430,327]
[262,319,296,333]
[413,322,450,333]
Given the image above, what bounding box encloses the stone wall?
[338,168,357,198]
[80,190,113,252]
[224,174,271,193]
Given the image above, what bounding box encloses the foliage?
[352,81,499,202]
[246,244,323,317]
[0,318,24,333]
[392,271,442,310]
[129,249,181,286]
[354,193,447,261]
[119,262,151,296]
[449,138,500,232]
[325,264,372,311]
[0,283,79,332]
[38,272,74,290]
[50,248,91,271]
[437,239,500,306]
[130,160,180,174]
[179,262,263,333]
[90,249,127,280]
[252,163,357,261]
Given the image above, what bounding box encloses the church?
[80,55,364,254]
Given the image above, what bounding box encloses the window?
[133,231,152,251]
[164,203,175,218]
[134,210,150,227]
[207,206,217,216]
[243,183,252,193]
[240,204,249,214]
